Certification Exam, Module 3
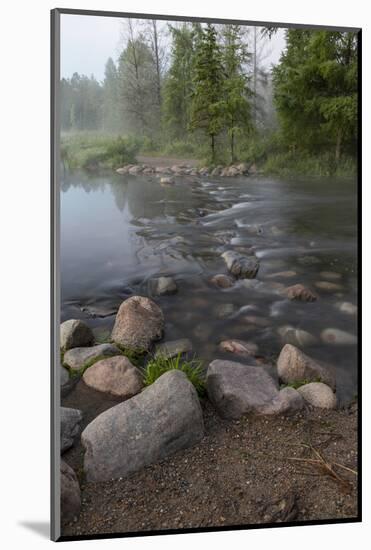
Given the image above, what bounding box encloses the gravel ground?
[62,394,358,538]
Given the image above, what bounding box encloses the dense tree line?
[61,22,358,168]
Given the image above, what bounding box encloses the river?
[61,170,358,405]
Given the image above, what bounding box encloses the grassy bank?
[61,133,141,171]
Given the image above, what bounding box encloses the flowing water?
[61,170,358,405]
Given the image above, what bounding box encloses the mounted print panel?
[51,8,361,542]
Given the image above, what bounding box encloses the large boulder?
[149,276,178,296]
[82,370,204,481]
[60,319,94,351]
[61,460,81,525]
[221,250,259,279]
[206,360,280,419]
[154,338,193,359]
[277,344,335,389]
[297,382,337,409]
[63,343,122,371]
[82,356,143,398]
[61,407,83,453]
[111,296,164,351]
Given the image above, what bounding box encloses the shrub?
[142,353,206,396]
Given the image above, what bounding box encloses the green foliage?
[273,29,358,162]
[189,24,225,163]
[280,378,322,390]
[61,133,141,170]
[115,344,147,367]
[142,353,206,396]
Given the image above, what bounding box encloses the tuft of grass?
[115,344,147,367]
[280,377,322,390]
[142,353,206,396]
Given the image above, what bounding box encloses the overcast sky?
[61,13,286,82]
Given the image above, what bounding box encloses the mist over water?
[61,172,357,404]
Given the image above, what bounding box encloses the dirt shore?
[62,394,358,538]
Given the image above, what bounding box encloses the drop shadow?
[18,521,50,539]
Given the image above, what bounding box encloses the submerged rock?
[111,296,164,351]
[278,326,317,347]
[149,276,178,296]
[285,284,317,302]
[83,355,143,398]
[321,328,357,345]
[335,301,358,316]
[219,339,258,358]
[60,319,94,351]
[155,338,193,359]
[210,273,234,289]
[298,255,321,266]
[297,382,337,409]
[206,360,280,419]
[61,407,83,453]
[82,370,204,481]
[319,271,342,280]
[277,344,335,389]
[63,343,121,371]
[222,250,259,279]
[315,281,343,292]
[61,460,81,526]
[214,303,236,319]
[266,270,297,279]
[160,176,174,185]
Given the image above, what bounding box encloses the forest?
[61,22,358,176]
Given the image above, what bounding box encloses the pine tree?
[102,58,119,132]
[189,24,225,163]
[221,25,253,162]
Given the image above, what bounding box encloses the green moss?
[280,377,322,390]
[114,344,147,367]
[64,352,124,378]
[142,353,206,396]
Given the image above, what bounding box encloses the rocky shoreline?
[59,246,358,534]
[116,161,258,178]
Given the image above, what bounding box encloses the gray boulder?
[149,276,178,296]
[155,338,193,359]
[320,328,357,345]
[63,343,122,371]
[222,250,259,279]
[111,296,164,351]
[61,460,81,525]
[277,344,335,389]
[82,370,204,481]
[83,356,143,398]
[258,387,305,415]
[206,360,279,419]
[60,319,94,351]
[61,407,83,453]
[60,366,76,398]
[297,382,337,409]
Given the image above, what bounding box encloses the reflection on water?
[61,171,357,404]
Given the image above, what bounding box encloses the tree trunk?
[335,129,342,163]
[211,134,215,163]
[231,130,235,163]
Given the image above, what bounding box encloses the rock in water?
[258,387,305,415]
[111,296,164,351]
[277,326,317,346]
[219,339,258,358]
[149,276,178,296]
[83,356,143,398]
[61,460,81,525]
[221,250,259,279]
[160,176,174,185]
[277,344,335,389]
[319,271,342,281]
[63,343,122,371]
[210,273,234,289]
[61,407,83,453]
[297,382,337,409]
[60,319,94,351]
[321,328,357,345]
[82,370,204,481]
[335,301,358,316]
[155,338,193,359]
[315,281,343,291]
[285,284,317,302]
[206,360,280,419]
